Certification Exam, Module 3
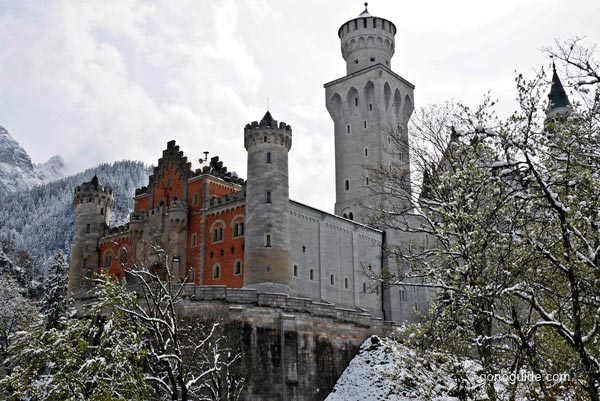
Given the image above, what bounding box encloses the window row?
[102,247,129,267]
[211,260,243,279]
[210,219,245,244]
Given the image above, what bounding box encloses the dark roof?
[548,65,571,110]
[260,111,274,126]
[89,175,100,189]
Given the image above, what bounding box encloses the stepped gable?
[147,140,193,190]
[200,155,245,185]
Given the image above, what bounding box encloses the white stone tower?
[325,3,414,224]
[68,175,114,296]
[243,111,293,293]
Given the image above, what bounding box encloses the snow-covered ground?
[326,334,486,401]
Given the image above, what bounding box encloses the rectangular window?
[86,224,91,234]
[192,193,198,206]
[363,120,367,128]
[266,152,271,163]
[369,103,373,111]
[266,191,271,203]
[265,234,271,247]
[355,98,358,106]
[346,125,351,134]
[212,227,223,243]
[363,18,367,28]
[233,222,244,237]
[191,233,197,247]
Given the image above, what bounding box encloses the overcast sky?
[0,0,598,213]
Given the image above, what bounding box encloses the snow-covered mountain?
[0,125,66,195]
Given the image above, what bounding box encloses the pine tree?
[41,253,68,329]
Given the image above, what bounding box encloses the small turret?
[68,175,114,296]
[338,2,397,74]
[547,63,572,119]
[243,111,292,293]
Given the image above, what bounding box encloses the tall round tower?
[68,175,114,296]
[325,3,413,224]
[339,3,396,75]
[243,111,292,294]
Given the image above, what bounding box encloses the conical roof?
[359,2,371,17]
[260,111,275,126]
[548,64,571,110]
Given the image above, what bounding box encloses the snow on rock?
[0,125,66,195]
[326,335,485,401]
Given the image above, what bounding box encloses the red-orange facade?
[99,141,246,288]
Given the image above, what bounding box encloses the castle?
[67,4,431,325]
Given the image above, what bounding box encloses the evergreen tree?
[41,253,69,329]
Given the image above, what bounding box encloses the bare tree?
[121,243,244,401]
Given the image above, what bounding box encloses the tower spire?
[547,62,572,118]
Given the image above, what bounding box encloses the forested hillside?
[0,160,151,264]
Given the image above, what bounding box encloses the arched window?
[234,260,242,275]
[232,219,244,238]
[330,274,335,285]
[293,264,298,277]
[348,212,354,221]
[103,251,113,268]
[345,180,350,191]
[212,264,221,279]
[211,221,225,243]
[118,247,128,266]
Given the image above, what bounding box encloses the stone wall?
[178,285,394,401]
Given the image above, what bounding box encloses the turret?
[547,63,572,119]
[243,111,292,293]
[68,175,114,296]
[339,3,397,75]
[325,4,413,224]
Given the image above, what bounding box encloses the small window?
[293,264,298,277]
[166,177,171,187]
[414,301,419,311]
[363,18,367,28]
[263,136,268,142]
[344,277,349,289]
[348,212,354,220]
[86,224,91,234]
[266,191,271,203]
[265,234,272,247]
[103,252,112,268]
[355,98,358,107]
[266,152,272,163]
[346,125,351,134]
[191,233,197,247]
[330,274,335,285]
[388,136,391,145]
[363,282,367,293]
[83,258,88,269]
[370,57,375,62]
[309,269,314,281]
[234,260,242,275]
[363,120,367,129]
[354,59,358,64]
[364,148,368,157]
[400,288,407,302]
[233,221,244,237]
[342,213,348,219]
[365,177,369,186]
[212,226,224,243]
[369,103,373,111]
[118,248,128,266]
[373,18,376,28]
[345,180,350,191]
[213,264,221,279]
[192,193,198,206]
[100,208,104,216]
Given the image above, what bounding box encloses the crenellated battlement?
[337,5,396,74]
[74,175,114,207]
[244,111,292,151]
